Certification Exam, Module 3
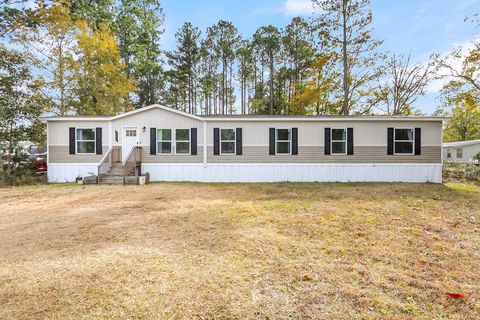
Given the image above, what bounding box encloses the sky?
[160,0,480,115]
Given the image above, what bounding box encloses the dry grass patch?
[0,182,479,319]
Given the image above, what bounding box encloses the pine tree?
[252,25,281,114]
[116,0,164,107]
[165,22,201,113]
[313,0,384,115]
[236,40,254,115]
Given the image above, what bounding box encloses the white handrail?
[122,146,137,166]
[98,146,113,166]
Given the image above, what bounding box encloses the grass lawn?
[0,182,479,319]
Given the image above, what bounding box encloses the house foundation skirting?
[48,163,98,183]
[142,163,443,183]
[48,163,443,183]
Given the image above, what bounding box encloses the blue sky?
[161,0,480,114]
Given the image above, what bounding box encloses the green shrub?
[474,152,480,163]
[443,162,480,182]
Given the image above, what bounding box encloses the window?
[276,129,291,154]
[220,129,236,155]
[331,129,347,155]
[115,130,118,142]
[447,149,452,159]
[457,148,463,158]
[394,128,414,155]
[157,129,172,154]
[175,129,190,154]
[76,128,95,154]
[125,129,137,137]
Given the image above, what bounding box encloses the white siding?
[48,121,110,145]
[443,144,480,162]
[206,121,442,147]
[111,108,203,148]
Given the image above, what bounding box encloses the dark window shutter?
[236,128,242,155]
[213,128,220,155]
[69,127,76,155]
[150,128,157,155]
[415,128,421,155]
[347,128,353,155]
[324,128,331,155]
[191,128,197,155]
[269,128,275,155]
[387,128,394,155]
[292,128,298,155]
[95,128,102,155]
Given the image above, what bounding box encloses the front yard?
[0,182,479,319]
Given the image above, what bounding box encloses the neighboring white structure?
[443,140,480,163]
[42,104,447,183]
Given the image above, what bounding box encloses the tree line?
[0,0,479,145]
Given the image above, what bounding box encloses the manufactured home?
[443,140,480,163]
[42,104,446,183]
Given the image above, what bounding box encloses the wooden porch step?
[98,174,141,185]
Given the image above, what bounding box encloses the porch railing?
[98,147,113,176]
[122,146,141,179]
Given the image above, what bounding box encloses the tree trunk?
[341,0,349,115]
[269,52,274,115]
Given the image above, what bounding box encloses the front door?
[122,127,139,162]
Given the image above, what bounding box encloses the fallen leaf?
[445,292,466,299]
[302,274,313,281]
[418,259,428,265]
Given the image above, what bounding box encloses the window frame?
[156,129,173,155]
[125,129,137,137]
[220,128,236,155]
[331,128,348,155]
[393,128,415,156]
[175,128,191,155]
[456,148,463,159]
[275,128,292,155]
[75,128,96,155]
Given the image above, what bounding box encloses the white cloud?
[283,0,315,16]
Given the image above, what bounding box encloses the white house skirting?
[48,164,98,183]
[142,164,443,183]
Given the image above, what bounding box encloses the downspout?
[203,121,207,168]
[109,121,112,149]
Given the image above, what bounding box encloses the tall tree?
[437,14,480,106]
[253,25,281,115]
[282,17,316,104]
[198,35,217,114]
[372,54,436,115]
[0,45,40,179]
[289,54,340,115]
[439,93,480,142]
[236,40,253,115]
[115,0,164,107]
[69,21,135,115]
[313,0,384,115]
[165,22,201,113]
[69,0,114,25]
[12,2,77,115]
[209,20,240,114]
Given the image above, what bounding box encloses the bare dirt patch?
[0,182,479,319]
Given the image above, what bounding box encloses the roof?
[41,104,449,122]
[443,140,480,148]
